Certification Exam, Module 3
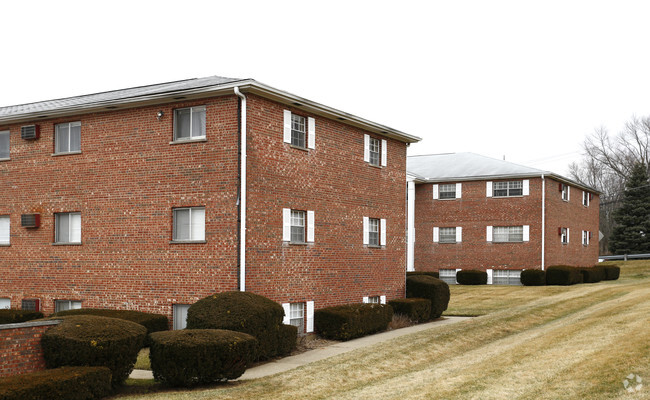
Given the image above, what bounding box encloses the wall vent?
[21,125,40,140]
[21,214,40,228]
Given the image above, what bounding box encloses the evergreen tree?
[609,162,650,254]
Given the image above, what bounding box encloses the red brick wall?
[0,320,59,377]
[414,177,599,272]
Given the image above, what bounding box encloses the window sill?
[289,144,309,152]
[0,158,10,162]
[438,242,458,244]
[52,151,82,157]
[491,195,524,199]
[0,243,10,247]
[367,163,383,169]
[52,242,82,246]
[170,240,207,244]
[170,138,207,145]
[366,244,384,249]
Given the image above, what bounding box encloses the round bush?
[406,275,450,319]
[149,329,257,387]
[388,298,431,322]
[456,270,488,285]
[186,291,284,359]
[42,315,146,385]
[520,269,546,286]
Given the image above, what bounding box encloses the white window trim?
[172,207,206,242]
[363,217,386,246]
[54,300,82,313]
[55,212,81,244]
[54,121,82,154]
[0,298,10,309]
[487,225,529,243]
[281,301,314,333]
[173,106,206,142]
[283,208,314,243]
[0,130,10,160]
[0,215,9,245]
[381,139,387,167]
[364,134,386,166]
[283,110,315,149]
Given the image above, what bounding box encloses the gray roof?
[0,75,420,144]
[407,152,599,192]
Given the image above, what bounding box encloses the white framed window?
[493,181,523,197]
[289,302,305,332]
[282,301,314,333]
[488,225,529,243]
[174,106,206,141]
[368,217,380,246]
[291,210,306,243]
[283,110,315,149]
[282,209,314,243]
[560,184,570,201]
[173,304,191,330]
[55,212,81,244]
[0,216,9,245]
[492,270,522,285]
[172,207,205,242]
[0,130,9,159]
[560,227,569,244]
[439,184,456,199]
[55,300,81,313]
[582,230,590,246]
[434,227,461,244]
[439,269,458,285]
[363,134,387,167]
[363,216,387,246]
[582,191,590,207]
[291,114,306,148]
[0,298,10,309]
[55,122,81,154]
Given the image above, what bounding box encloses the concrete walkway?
[129,316,471,381]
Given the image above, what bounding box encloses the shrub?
[0,309,44,325]
[545,265,583,285]
[456,270,488,285]
[186,291,284,360]
[406,275,450,318]
[149,329,257,387]
[314,303,393,341]
[277,324,298,356]
[603,265,621,280]
[52,308,168,346]
[388,298,431,322]
[579,266,606,283]
[520,269,546,286]
[0,366,112,400]
[406,271,439,279]
[42,315,146,385]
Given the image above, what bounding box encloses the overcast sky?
[3,1,650,175]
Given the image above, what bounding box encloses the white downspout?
[541,174,545,271]
[235,87,247,291]
[406,179,416,272]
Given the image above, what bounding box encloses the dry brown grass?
[117,261,650,399]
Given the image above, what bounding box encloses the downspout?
[235,87,247,291]
[541,174,545,270]
[406,179,415,272]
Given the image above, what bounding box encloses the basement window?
[173,304,190,330]
[492,270,522,285]
[439,269,457,285]
[289,302,305,333]
[55,300,82,312]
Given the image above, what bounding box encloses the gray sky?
[2,0,650,175]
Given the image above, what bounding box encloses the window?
[174,106,206,141]
[172,207,205,242]
[0,130,9,159]
[0,298,10,309]
[363,216,386,246]
[493,181,523,197]
[492,270,522,285]
[0,216,9,245]
[582,230,590,246]
[291,210,306,243]
[365,296,381,304]
[582,191,590,207]
[291,114,306,148]
[439,227,457,243]
[55,122,81,154]
[439,269,457,285]
[560,184,570,201]
[55,300,81,313]
[439,184,456,199]
[289,302,305,333]
[368,218,380,246]
[369,137,381,166]
[21,299,40,311]
[173,304,190,330]
[364,134,387,167]
[560,227,569,244]
[493,226,524,243]
[55,212,81,244]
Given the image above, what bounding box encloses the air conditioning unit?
[21,214,40,228]
[21,125,40,140]
[21,299,40,311]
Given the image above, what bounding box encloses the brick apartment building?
[0,76,420,331]
[406,153,599,284]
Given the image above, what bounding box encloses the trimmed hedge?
[545,265,583,285]
[456,270,488,285]
[520,269,546,286]
[580,266,606,283]
[0,309,44,325]
[186,291,285,359]
[52,308,168,346]
[406,271,440,279]
[406,275,450,318]
[42,315,146,385]
[149,329,257,387]
[314,303,393,341]
[278,324,298,356]
[388,298,431,322]
[603,265,621,280]
[0,366,112,400]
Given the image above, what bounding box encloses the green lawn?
[117,261,650,399]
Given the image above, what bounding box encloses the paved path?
[129,316,471,381]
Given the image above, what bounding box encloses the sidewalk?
[129,316,471,381]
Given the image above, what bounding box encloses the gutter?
[234,87,247,291]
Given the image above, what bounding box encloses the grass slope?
[117,261,650,399]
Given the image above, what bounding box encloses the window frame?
[21,299,40,311]
[173,106,207,142]
[582,230,590,246]
[290,209,306,243]
[172,207,206,243]
[582,191,590,207]
[492,270,522,285]
[290,114,307,149]
[0,130,10,160]
[289,302,305,333]
[438,184,456,199]
[368,137,381,166]
[368,217,380,246]
[54,212,81,244]
[173,304,191,330]
[438,227,457,244]
[54,121,81,154]
[54,300,82,313]
[561,184,570,201]
[0,215,9,245]
[439,269,457,285]
[493,226,524,243]
[493,181,523,197]
[561,227,569,244]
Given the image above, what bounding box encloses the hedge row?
[456,270,487,285]
[406,271,439,279]
[521,265,621,286]
[388,298,431,322]
[0,309,44,325]
[0,366,112,400]
[520,269,546,286]
[314,303,393,341]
